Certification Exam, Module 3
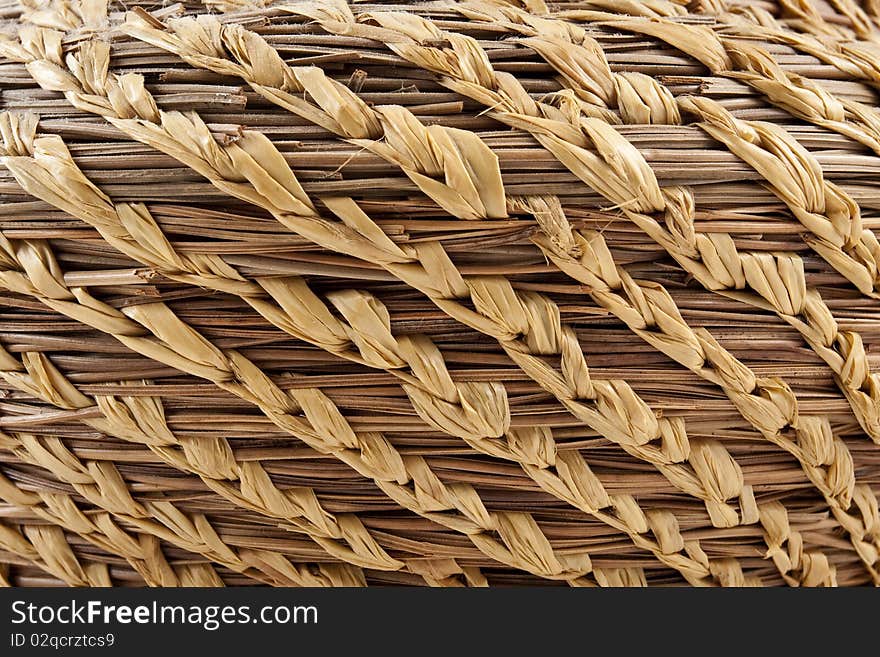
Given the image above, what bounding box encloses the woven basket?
[0,0,879,587]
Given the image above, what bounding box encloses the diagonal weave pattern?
[0,0,877,586]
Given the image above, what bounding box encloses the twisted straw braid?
[524,4,880,299]
[0,468,232,586]
[695,1,880,88]
[7,111,772,584]
[0,231,560,582]
[457,0,880,462]
[453,0,880,440]
[300,3,880,583]
[0,511,113,586]
[1,123,662,588]
[403,1,839,585]
[0,445,228,587]
[0,355,369,587]
[0,11,757,586]
[0,318,485,586]
[18,0,108,31]
[10,2,840,586]
[542,5,880,165]
[7,11,768,586]
[1,2,860,584]
[166,2,841,586]
[0,324,478,588]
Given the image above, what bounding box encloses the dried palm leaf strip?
[115,10,830,586]
[549,5,880,160]
[105,11,780,584]
[301,3,880,582]
[0,147,428,590]
[0,236,536,584]
[631,0,880,107]
[0,296,375,587]
[0,11,756,579]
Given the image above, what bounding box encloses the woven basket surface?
[0,0,879,588]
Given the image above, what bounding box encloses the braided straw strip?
[8,5,840,588]
[0,470,231,587]
[0,3,844,584]
[0,116,660,577]
[688,0,879,41]
[0,107,521,585]
[0,512,113,586]
[0,338,486,586]
[695,1,880,89]
[17,0,109,31]
[0,389,365,587]
[10,12,764,586]
[115,9,835,586]
[0,335,476,588]
[0,12,753,587]
[118,10,772,572]
[455,0,878,424]
[550,5,880,164]
[456,0,880,443]
[448,1,842,585]
[301,3,880,582]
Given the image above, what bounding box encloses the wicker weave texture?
[0,0,878,587]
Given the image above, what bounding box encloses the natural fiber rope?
[113,7,838,585]
[293,1,880,581]
[0,312,474,587]
[0,116,657,587]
